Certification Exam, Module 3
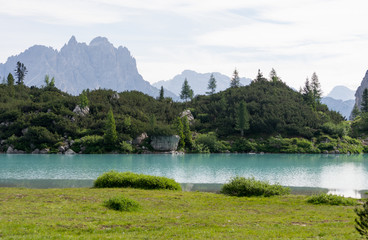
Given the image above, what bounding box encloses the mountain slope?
[0,36,177,99]
[321,97,355,120]
[153,70,252,96]
[353,70,368,110]
[326,85,355,101]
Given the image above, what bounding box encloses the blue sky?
[1,0,368,94]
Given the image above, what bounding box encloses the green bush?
[307,193,357,206]
[221,177,290,197]
[104,195,140,212]
[119,141,133,153]
[195,132,229,153]
[94,171,182,191]
[71,135,104,154]
[355,200,368,238]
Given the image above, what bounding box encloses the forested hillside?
[0,72,366,154]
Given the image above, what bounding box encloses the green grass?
[94,171,182,191]
[0,187,361,239]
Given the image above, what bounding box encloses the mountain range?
[0,36,177,98]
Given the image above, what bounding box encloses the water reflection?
[1,153,368,197]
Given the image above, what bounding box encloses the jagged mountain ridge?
[153,70,252,96]
[353,70,368,110]
[0,36,177,98]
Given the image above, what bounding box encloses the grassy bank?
[0,188,361,239]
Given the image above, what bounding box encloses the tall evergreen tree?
[180,78,193,102]
[79,90,89,108]
[182,116,192,149]
[302,77,314,108]
[7,73,14,86]
[175,117,185,149]
[311,72,322,103]
[269,68,280,82]
[351,104,361,120]
[236,101,250,136]
[159,86,164,101]
[206,74,217,95]
[255,69,267,82]
[361,88,368,113]
[104,108,118,148]
[14,61,27,85]
[230,69,240,88]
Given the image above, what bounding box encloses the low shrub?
[220,177,290,197]
[104,195,140,212]
[355,200,368,238]
[94,171,182,191]
[307,193,357,206]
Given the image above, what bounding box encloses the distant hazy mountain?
[321,97,355,119]
[0,36,177,99]
[153,70,252,96]
[326,85,355,101]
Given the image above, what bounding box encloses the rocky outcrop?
[73,105,90,116]
[150,135,180,151]
[180,110,195,124]
[353,70,368,111]
[6,146,25,154]
[133,133,148,145]
[65,149,76,154]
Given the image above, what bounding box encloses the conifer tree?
[182,116,192,149]
[351,104,361,119]
[269,68,280,82]
[236,101,250,136]
[302,77,314,108]
[311,72,322,103]
[361,89,368,113]
[255,69,267,82]
[180,78,193,102]
[79,90,89,108]
[7,73,14,86]
[230,69,240,88]
[14,61,27,85]
[159,86,164,101]
[104,108,118,148]
[175,117,185,149]
[206,74,217,95]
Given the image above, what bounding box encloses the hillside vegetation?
[0,74,367,154]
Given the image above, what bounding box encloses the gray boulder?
[65,149,76,154]
[150,135,180,151]
[73,105,89,116]
[133,132,148,145]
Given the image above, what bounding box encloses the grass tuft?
[307,193,357,206]
[220,176,290,197]
[94,170,182,191]
[104,195,140,212]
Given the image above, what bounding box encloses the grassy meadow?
[0,187,362,239]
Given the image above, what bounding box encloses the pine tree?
[14,61,27,85]
[79,90,89,108]
[175,117,185,149]
[351,104,361,119]
[182,116,192,149]
[180,78,193,102]
[159,86,164,101]
[230,69,240,88]
[104,108,118,148]
[311,72,322,103]
[236,101,250,136]
[255,69,267,82]
[206,74,217,95]
[355,200,368,238]
[361,89,368,113]
[7,73,14,86]
[302,77,314,108]
[269,68,280,82]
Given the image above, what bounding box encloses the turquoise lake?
[1,153,367,197]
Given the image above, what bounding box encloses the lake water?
[1,153,367,198]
